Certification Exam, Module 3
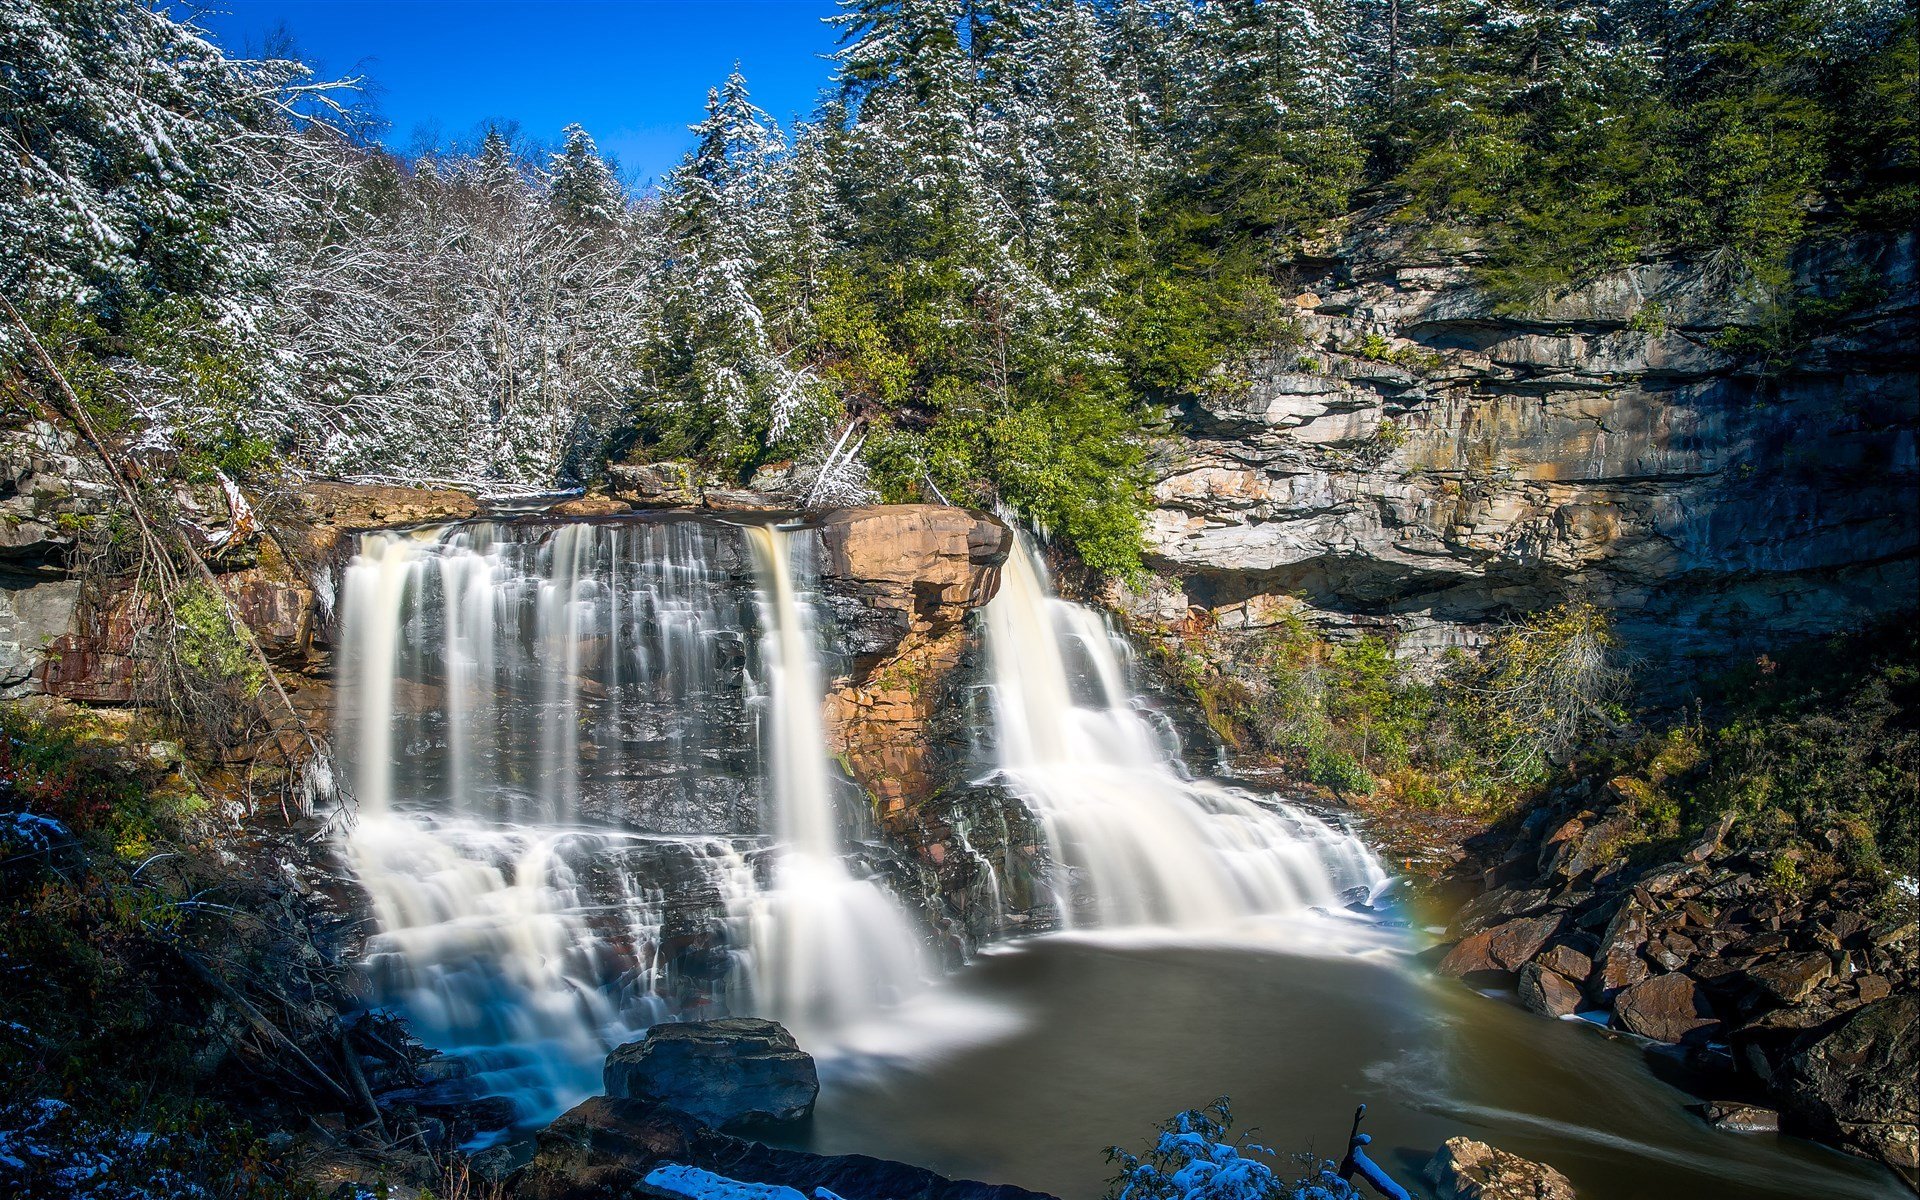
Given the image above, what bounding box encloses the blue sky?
[187,1,845,189]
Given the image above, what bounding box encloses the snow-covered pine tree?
[549,124,627,228]
[644,71,817,464]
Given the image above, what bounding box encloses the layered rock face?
[1138,224,1918,676]
[816,505,1009,819]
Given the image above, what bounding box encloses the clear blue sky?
[184,1,844,190]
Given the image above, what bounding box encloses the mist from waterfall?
[982,532,1387,931]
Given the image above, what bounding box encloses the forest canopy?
[2,0,1913,574]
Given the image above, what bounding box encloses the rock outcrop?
[606,461,705,507]
[1774,993,1918,1173]
[808,505,1055,951]
[1423,1138,1577,1200]
[1129,222,1918,679]
[1,422,108,694]
[603,1019,817,1130]
[815,505,1009,821]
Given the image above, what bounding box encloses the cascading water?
[334,517,920,1133]
[736,524,925,1037]
[982,533,1387,931]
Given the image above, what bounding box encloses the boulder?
[1773,993,1919,1172]
[1613,973,1720,1043]
[1535,944,1594,985]
[606,461,704,507]
[515,1096,1058,1200]
[546,495,631,517]
[1487,915,1565,972]
[1423,1137,1577,1200]
[1518,962,1584,1018]
[603,1018,818,1129]
[1591,894,1652,1002]
[1436,929,1503,979]
[1690,1102,1780,1133]
[1745,952,1833,1005]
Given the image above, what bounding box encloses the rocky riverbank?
[1428,766,1917,1180]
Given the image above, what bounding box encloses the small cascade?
[982,534,1387,931]
[737,523,926,1040]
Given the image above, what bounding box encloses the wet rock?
[1423,1137,1577,1200]
[1773,993,1919,1172]
[1691,1102,1780,1133]
[1451,886,1554,937]
[1614,973,1721,1043]
[604,1018,818,1129]
[1436,929,1503,978]
[515,1096,1058,1200]
[1518,962,1584,1018]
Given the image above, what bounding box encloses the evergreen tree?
[549,124,626,227]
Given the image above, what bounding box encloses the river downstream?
[778,933,1906,1200]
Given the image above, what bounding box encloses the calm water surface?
[773,930,1906,1200]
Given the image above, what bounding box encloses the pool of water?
[770,928,1906,1200]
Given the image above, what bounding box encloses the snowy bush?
[1105,1100,1358,1200]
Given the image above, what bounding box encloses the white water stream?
[982,534,1386,930]
[736,523,926,1037]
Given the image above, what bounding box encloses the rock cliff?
[1132,222,1918,679]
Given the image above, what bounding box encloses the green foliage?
[1708,269,1891,373]
[0,710,328,1197]
[1389,0,1917,298]
[0,704,205,859]
[1160,602,1631,810]
[1691,628,1918,882]
[1446,602,1631,787]
[173,586,267,700]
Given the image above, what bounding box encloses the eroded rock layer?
[1132,224,1918,677]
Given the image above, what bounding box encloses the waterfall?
[334,517,919,1134]
[737,524,926,1038]
[982,534,1387,931]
